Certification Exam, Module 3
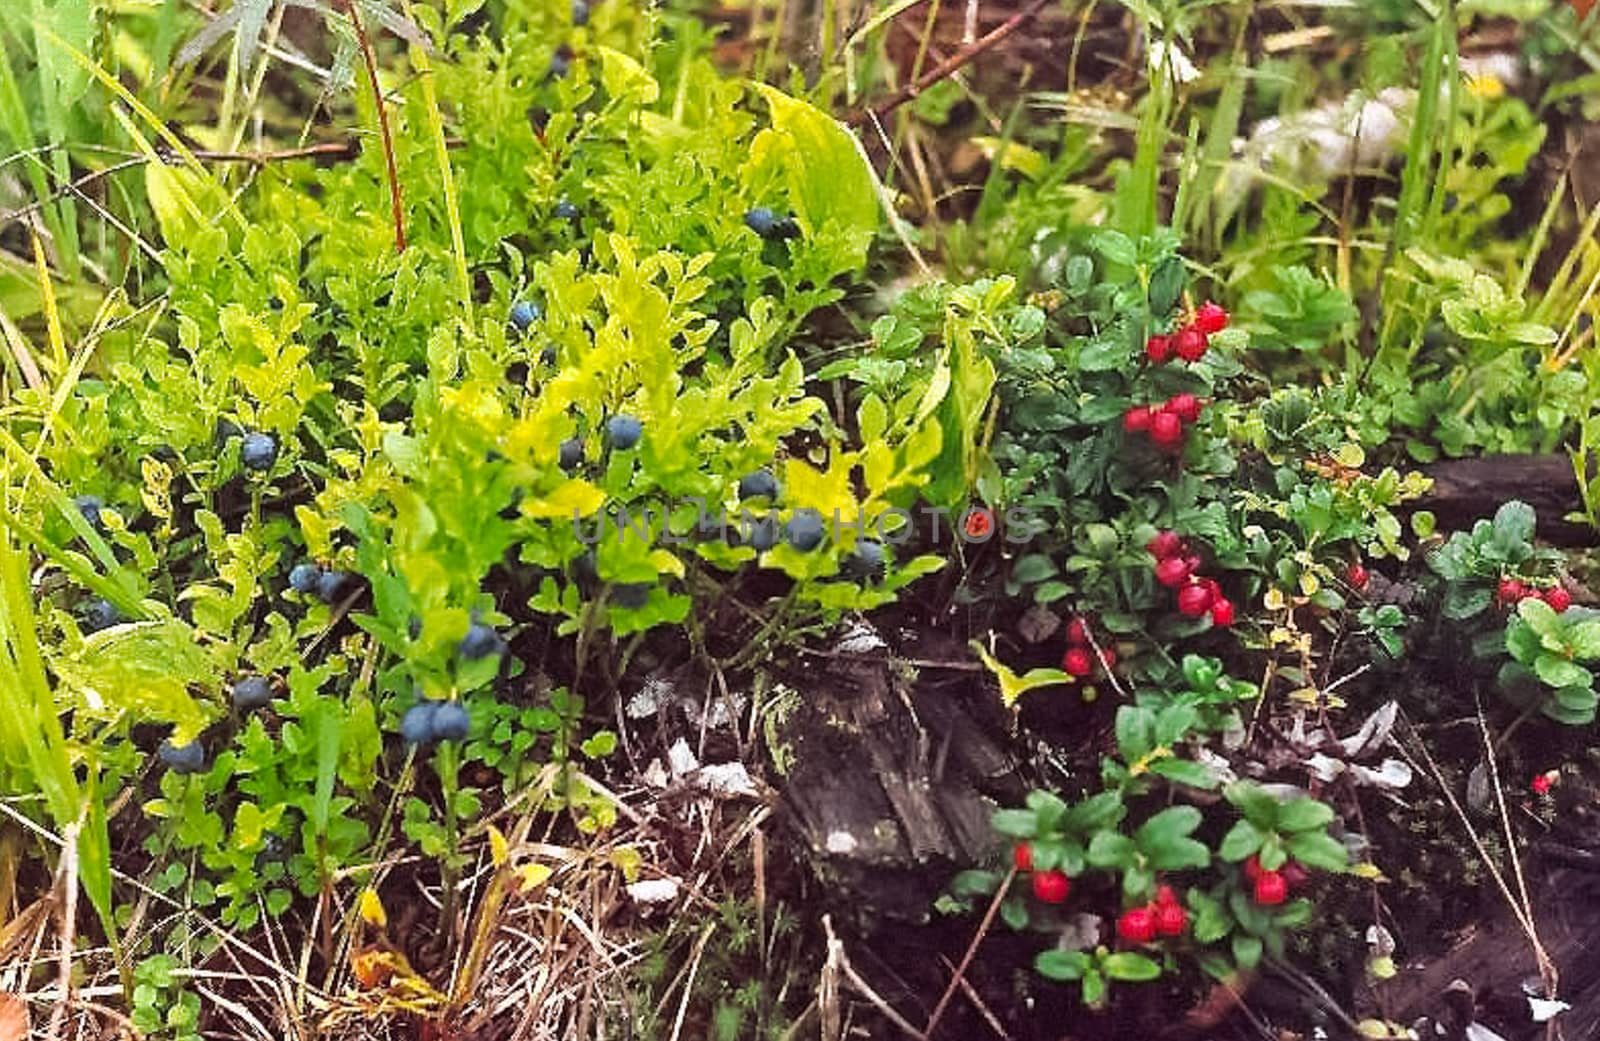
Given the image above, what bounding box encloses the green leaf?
[1219,820,1265,861]
[1518,597,1564,641]
[1000,898,1030,931]
[1011,554,1058,584]
[749,84,877,263]
[1087,831,1136,868]
[1146,837,1211,871]
[1102,952,1162,982]
[991,809,1038,839]
[1147,255,1186,315]
[1149,758,1219,789]
[1567,622,1600,660]
[1115,706,1156,760]
[1441,585,1492,621]
[1035,949,1088,981]
[1066,791,1127,834]
[1276,798,1335,833]
[1224,782,1280,830]
[1135,806,1202,849]
[1286,831,1349,872]
[1025,789,1070,832]
[1533,654,1590,690]
[1491,500,1536,545]
[1232,934,1263,971]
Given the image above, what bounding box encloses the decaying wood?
[1415,454,1596,546]
[773,641,1022,922]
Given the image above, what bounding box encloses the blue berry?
[612,583,651,609]
[559,437,584,471]
[549,50,570,79]
[459,622,505,661]
[430,701,471,742]
[74,495,104,529]
[231,675,274,711]
[572,0,590,25]
[744,516,779,551]
[605,415,642,450]
[158,738,207,774]
[82,598,121,632]
[553,199,580,220]
[240,432,278,472]
[316,570,352,604]
[738,470,779,501]
[400,701,439,745]
[845,540,887,583]
[744,207,777,237]
[288,563,321,593]
[509,300,541,331]
[785,509,826,552]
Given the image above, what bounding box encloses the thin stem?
[343,0,406,253]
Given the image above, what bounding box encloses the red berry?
[1210,597,1236,627]
[1194,301,1229,335]
[1155,884,1178,907]
[1062,647,1093,678]
[1123,406,1152,433]
[1347,563,1369,589]
[1280,861,1310,889]
[1498,578,1525,605]
[963,508,994,540]
[1243,854,1263,881]
[1174,325,1208,362]
[1116,907,1157,944]
[1066,618,1090,646]
[1154,902,1188,937]
[1545,587,1573,613]
[1177,583,1214,617]
[1145,334,1174,364]
[1013,843,1033,871]
[1254,871,1288,906]
[1201,577,1223,598]
[1155,556,1192,588]
[1146,530,1183,560]
[1149,411,1185,450]
[1032,869,1070,904]
[1167,393,1201,424]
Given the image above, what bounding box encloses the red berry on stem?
[1167,393,1201,423]
[1032,869,1071,904]
[1531,773,1553,795]
[1123,406,1153,433]
[1498,577,1525,605]
[1013,843,1033,871]
[1177,583,1214,617]
[1145,334,1174,364]
[1254,871,1289,906]
[1210,597,1236,627]
[1243,854,1263,881]
[1117,907,1157,944]
[1348,563,1370,589]
[1150,411,1185,450]
[1174,325,1208,362]
[1155,884,1178,907]
[1155,556,1192,588]
[1147,530,1183,560]
[1066,618,1090,646]
[1154,902,1188,937]
[1063,647,1094,677]
[1194,301,1229,335]
[1545,587,1572,612]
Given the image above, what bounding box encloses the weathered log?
[772,631,1024,923]
[1415,454,1596,546]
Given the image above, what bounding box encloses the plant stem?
[343,0,406,253]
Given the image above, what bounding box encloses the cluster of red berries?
[1497,577,1572,613]
[1013,844,1072,903]
[1145,302,1229,366]
[1116,884,1188,944]
[1148,531,1235,627]
[1123,392,1203,453]
[1060,617,1115,679]
[1243,854,1308,905]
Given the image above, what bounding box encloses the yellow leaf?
[971,642,1072,707]
[1264,588,1287,611]
[610,846,643,882]
[522,479,607,520]
[359,887,387,929]
[488,825,509,867]
[1349,862,1387,881]
[514,863,553,892]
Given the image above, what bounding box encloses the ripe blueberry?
[509,300,542,332]
[459,622,505,661]
[559,437,584,471]
[549,48,571,78]
[738,469,780,500]
[316,570,352,604]
[744,516,779,551]
[231,675,274,711]
[82,598,121,632]
[75,495,104,528]
[158,738,207,774]
[241,432,278,472]
[605,415,642,450]
[553,199,580,220]
[572,0,589,24]
[431,701,471,742]
[400,701,439,745]
[289,562,321,594]
[745,207,777,236]
[845,540,886,582]
[785,509,825,551]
